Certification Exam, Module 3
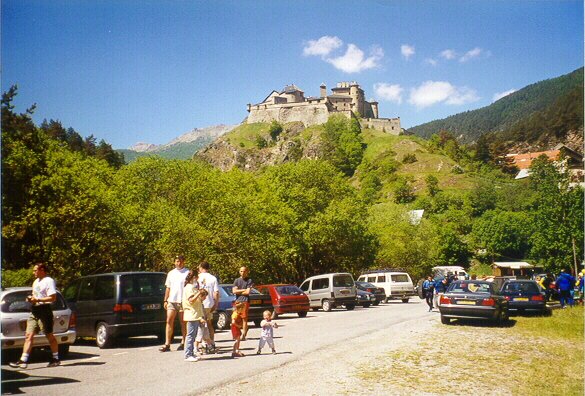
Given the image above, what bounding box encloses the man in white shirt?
[9,263,61,369]
[197,261,219,352]
[159,255,189,352]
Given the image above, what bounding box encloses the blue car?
[212,285,236,331]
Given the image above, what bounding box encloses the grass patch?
[225,123,270,148]
[354,308,584,395]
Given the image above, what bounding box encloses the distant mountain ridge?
[118,124,237,161]
[408,67,584,143]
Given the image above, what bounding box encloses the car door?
[75,277,98,336]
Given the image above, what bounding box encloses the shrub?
[402,153,417,164]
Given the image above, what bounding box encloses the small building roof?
[282,84,303,93]
[514,168,531,180]
[492,262,534,269]
[506,150,561,170]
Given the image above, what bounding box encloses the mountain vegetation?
[2,76,583,288]
[408,67,584,146]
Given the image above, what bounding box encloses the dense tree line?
[2,87,583,288]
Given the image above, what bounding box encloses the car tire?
[361,303,370,308]
[58,344,70,358]
[346,304,355,310]
[498,310,509,326]
[401,298,409,303]
[322,299,332,312]
[298,311,308,318]
[253,319,262,327]
[215,311,229,331]
[96,322,114,349]
[440,315,451,325]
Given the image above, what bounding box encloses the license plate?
[142,303,161,310]
[457,300,476,305]
[514,297,529,301]
[250,300,261,305]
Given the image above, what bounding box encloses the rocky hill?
[118,124,237,162]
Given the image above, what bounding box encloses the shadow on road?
[1,368,80,395]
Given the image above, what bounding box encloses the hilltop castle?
[246,82,401,134]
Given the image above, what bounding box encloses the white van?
[299,273,357,311]
[432,266,468,280]
[357,270,415,303]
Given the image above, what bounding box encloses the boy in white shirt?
[160,255,189,352]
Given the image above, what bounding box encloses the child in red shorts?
[231,302,245,357]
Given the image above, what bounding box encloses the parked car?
[220,285,272,327]
[255,284,310,318]
[299,273,357,311]
[1,287,76,358]
[212,284,235,331]
[63,272,169,348]
[356,289,376,308]
[499,280,549,314]
[355,281,385,305]
[357,270,415,303]
[439,280,509,325]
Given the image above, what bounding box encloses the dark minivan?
[63,272,167,348]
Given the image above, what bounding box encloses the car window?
[391,274,409,283]
[312,278,329,290]
[299,281,309,292]
[221,286,235,296]
[358,276,365,282]
[1,290,67,313]
[275,285,303,295]
[367,276,376,283]
[120,274,165,298]
[361,282,376,288]
[63,281,79,302]
[79,277,96,301]
[377,275,386,282]
[333,275,354,287]
[94,276,115,300]
[503,282,539,293]
[449,282,492,294]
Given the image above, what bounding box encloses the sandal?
[159,344,170,352]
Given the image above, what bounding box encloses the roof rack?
[362,268,408,274]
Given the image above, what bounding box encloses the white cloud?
[374,83,403,104]
[459,47,483,62]
[303,36,343,57]
[408,81,480,108]
[425,58,438,66]
[401,44,415,60]
[326,44,383,73]
[440,49,457,60]
[492,89,517,102]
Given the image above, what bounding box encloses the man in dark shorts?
[10,263,61,369]
[233,266,253,340]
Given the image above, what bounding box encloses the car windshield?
[357,282,376,289]
[1,290,67,313]
[221,286,235,296]
[275,285,303,295]
[120,274,166,298]
[502,282,540,293]
[333,275,354,287]
[448,282,492,294]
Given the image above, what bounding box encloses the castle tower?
[349,82,364,116]
[320,83,327,98]
[370,100,379,119]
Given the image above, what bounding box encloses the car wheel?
[440,315,451,325]
[401,298,409,303]
[96,322,114,349]
[253,319,262,327]
[298,311,308,318]
[498,310,509,326]
[58,344,70,358]
[361,303,370,308]
[215,311,229,330]
[322,299,332,312]
[346,304,355,310]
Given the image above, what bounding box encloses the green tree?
[425,174,440,197]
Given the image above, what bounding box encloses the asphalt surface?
[1,299,430,395]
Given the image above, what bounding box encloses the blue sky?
[3,1,583,149]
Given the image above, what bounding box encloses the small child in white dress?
[256,310,278,355]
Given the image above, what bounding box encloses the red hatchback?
[256,284,310,318]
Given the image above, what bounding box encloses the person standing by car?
[233,266,253,340]
[556,269,575,308]
[10,263,61,369]
[542,273,554,302]
[433,277,448,309]
[197,261,219,353]
[422,276,434,312]
[182,270,206,362]
[160,255,190,352]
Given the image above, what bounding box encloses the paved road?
[1,299,431,395]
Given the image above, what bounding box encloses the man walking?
[422,276,434,312]
[197,261,219,352]
[10,263,61,369]
[233,266,253,340]
[159,255,189,352]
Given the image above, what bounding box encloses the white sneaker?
[185,356,200,362]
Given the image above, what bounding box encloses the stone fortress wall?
[246,82,401,134]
